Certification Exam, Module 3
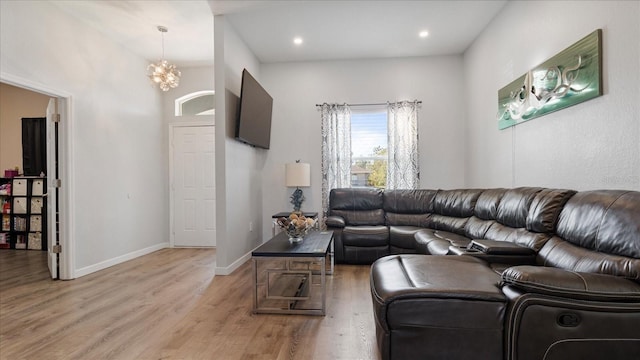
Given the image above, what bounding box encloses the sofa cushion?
[385,212,431,227]
[474,188,508,220]
[383,189,437,214]
[330,187,383,210]
[371,255,505,303]
[429,214,469,236]
[465,216,497,239]
[325,215,345,228]
[389,226,423,251]
[484,223,552,251]
[502,265,640,301]
[433,189,484,217]
[415,229,471,255]
[329,188,385,225]
[556,190,640,259]
[342,225,389,246]
[371,255,506,360]
[538,237,640,281]
[332,209,385,226]
[496,187,543,228]
[383,190,436,227]
[526,189,576,233]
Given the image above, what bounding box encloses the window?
[350,109,387,188]
[175,91,215,116]
[320,101,419,227]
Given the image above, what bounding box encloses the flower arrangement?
[277,213,315,242]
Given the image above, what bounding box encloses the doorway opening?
[0,74,73,280]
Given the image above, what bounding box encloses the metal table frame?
[252,231,334,316]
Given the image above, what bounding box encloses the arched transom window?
[175,90,215,116]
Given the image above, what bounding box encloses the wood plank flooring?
[0,249,379,360]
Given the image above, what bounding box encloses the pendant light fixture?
[147,25,181,91]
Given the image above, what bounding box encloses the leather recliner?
[368,189,640,360]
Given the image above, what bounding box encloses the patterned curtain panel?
[320,103,351,228]
[387,101,420,189]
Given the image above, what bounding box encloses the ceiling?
[50,0,508,67]
[214,0,508,63]
[50,0,215,67]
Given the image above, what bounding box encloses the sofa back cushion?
[555,190,640,259]
[465,216,495,239]
[526,189,577,233]
[474,188,508,220]
[465,188,508,239]
[433,189,484,217]
[496,187,543,228]
[538,237,640,281]
[469,187,568,251]
[329,188,385,225]
[539,190,640,280]
[428,189,484,235]
[384,189,436,227]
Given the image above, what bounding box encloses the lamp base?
[291,187,305,213]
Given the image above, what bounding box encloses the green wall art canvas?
[497,29,603,130]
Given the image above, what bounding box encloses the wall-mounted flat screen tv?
[235,69,273,149]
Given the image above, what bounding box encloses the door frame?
[168,120,215,248]
[1,72,75,280]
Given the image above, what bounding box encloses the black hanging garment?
[21,117,46,176]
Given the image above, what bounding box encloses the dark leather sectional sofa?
[325,187,640,360]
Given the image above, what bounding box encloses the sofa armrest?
[470,239,536,255]
[326,215,345,228]
[448,246,536,266]
[501,266,640,302]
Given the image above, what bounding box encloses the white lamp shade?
[285,162,311,187]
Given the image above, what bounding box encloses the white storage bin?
[12,179,27,196]
[32,180,45,196]
[13,197,27,214]
[30,198,43,214]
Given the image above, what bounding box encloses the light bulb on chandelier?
[148,25,181,91]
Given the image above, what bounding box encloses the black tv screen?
[235,69,273,149]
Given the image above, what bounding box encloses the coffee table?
[252,230,334,316]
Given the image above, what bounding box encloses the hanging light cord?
[158,25,168,60]
[148,25,181,91]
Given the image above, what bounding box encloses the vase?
[288,236,304,244]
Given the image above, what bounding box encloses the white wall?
[214,16,265,273]
[464,0,640,190]
[259,56,467,238]
[1,1,167,275]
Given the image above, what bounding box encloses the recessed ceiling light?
[419,30,429,38]
[293,37,303,45]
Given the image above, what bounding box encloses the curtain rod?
[315,100,421,107]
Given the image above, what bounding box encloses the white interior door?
[172,126,216,247]
[45,98,58,279]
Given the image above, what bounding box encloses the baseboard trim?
[75,242,169,278]
[215,251,252,275]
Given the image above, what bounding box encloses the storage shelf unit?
[0,177,47,250]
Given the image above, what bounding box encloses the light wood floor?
[0,249,379,360]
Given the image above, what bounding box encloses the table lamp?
[285,160,310,212]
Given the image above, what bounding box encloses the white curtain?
[387,101,420,189]
[320,103,351,228]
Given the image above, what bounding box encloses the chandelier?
[148,26,180,91]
